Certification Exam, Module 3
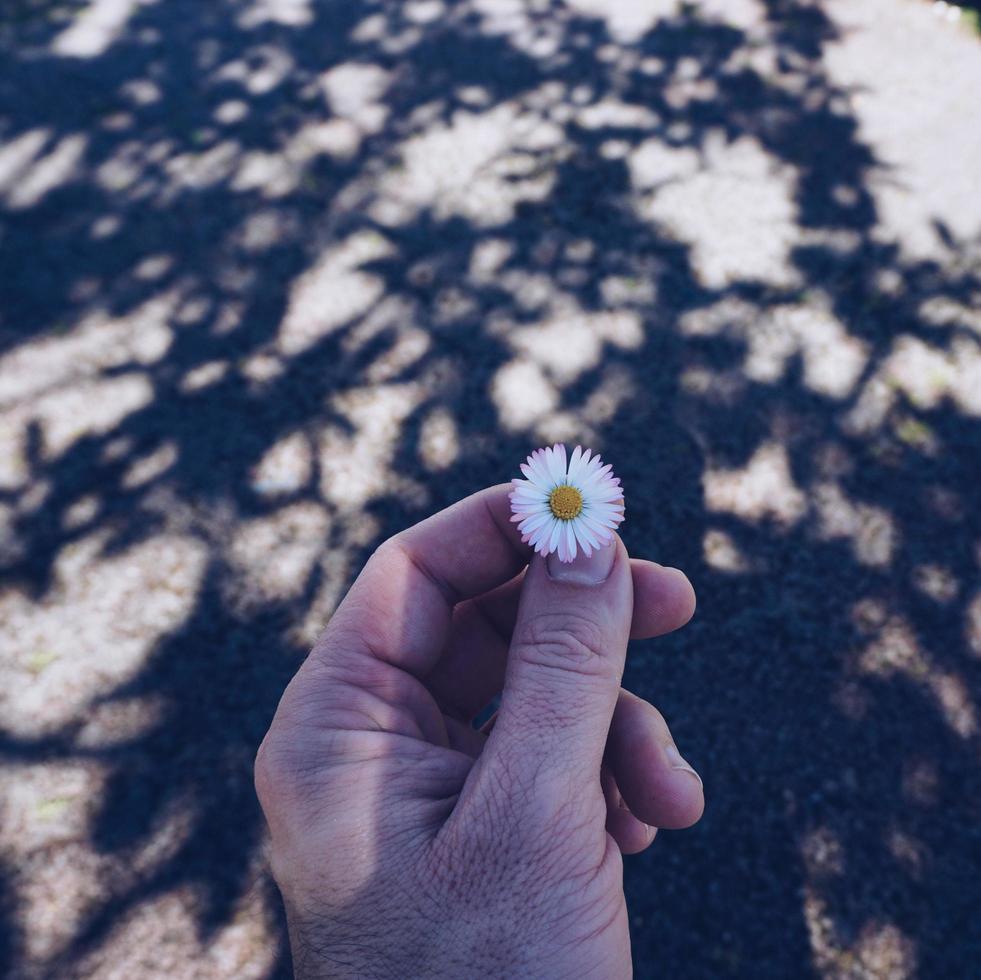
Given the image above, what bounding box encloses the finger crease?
[395,542,461,606]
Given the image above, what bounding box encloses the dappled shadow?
[1,0,980,976]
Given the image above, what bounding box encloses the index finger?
[319,484,528,677]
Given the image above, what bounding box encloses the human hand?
[255,485,703,979]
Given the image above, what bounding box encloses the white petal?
[520,511,552,535]
[572,521,593,558]
[567,445,584,483]
[579,512,616,537]
[548,519,562,554]
[588,487,625,503]
[573,517,601,551]
[545,445,565,486]
[524,456,551,489]
[564,521,577,562]
[512,486,548,503]
[588,501,624,518]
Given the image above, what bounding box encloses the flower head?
[509,444,625,563]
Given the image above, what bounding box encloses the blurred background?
[1,0,980,977]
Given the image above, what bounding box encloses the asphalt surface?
[1,1,980,977]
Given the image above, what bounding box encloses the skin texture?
[255,484,703,979]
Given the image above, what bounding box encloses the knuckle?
[366,535,406,575]
[515,610,618,682]
[253,725,329,818]
[253,732,287,813]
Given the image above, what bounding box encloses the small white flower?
[509,444,625,563]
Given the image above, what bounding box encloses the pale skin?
[255,484,704,979]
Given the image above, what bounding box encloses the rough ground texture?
[1,1,980,977]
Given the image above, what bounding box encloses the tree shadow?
[1,0,979,977]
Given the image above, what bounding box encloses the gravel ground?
[1,1,980,978]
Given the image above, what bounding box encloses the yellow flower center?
[549,484,584,521]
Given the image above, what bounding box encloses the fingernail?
[665,744,702,786]
[547,541,616,585]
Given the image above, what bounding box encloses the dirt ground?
[1,1,980,977]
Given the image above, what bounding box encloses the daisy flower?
[509,444,625,563]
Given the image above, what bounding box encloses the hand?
[255,485,703,979]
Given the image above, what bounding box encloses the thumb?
[480,535,633,809]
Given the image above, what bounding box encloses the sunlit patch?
[240,352,284,384]
[95,140,144,192]
[166,140,240,192]
[803,883,918,980]
[363,327,431,384]
[293,512,380,647]
[629,138,700,190]
[825,0,981,261]
[680,366,746,404]
[250,432,313,499]
[132,253,173,282]
[213,45,294,96]
[62,495,101,531]
[856,612,978,739]
[179,360,228,394]
[52,0,140,58]
[418,408,459,472]
[89,213,122,239]
[226,502,330,609]
[779,307,869,399]
[0,531,207,737]
[291,119,363,161]
[812,482,896,567]
[851,333,981,432]
[0,417,30,490]
[213,99,249,125]
[121,442,178,490]
[636,134,800,289]
[703,529,751,573]
[600,274,656,306]
[0,373,153,463]
[231,147,302,197]
[319,63,391,134]
[576,98,660,130]
[66,375,152,450]
[405,0,446,24]
[3,134,88,211]
[374,103,562,227]
[120,78,162,107]
[0,761,102,860]
[799,826,845,879]
[469,238,514,282]
[278,231,392,356]
[912,564,959,604]
[76,695,168,749]
[703,442,807,526]
[491,359,559,432]
[886,826,929,880]
[531,366,636,447]
[563,0,671,42]
[239,0,313,28]
[0,129,51,192]
[508,310,642,385]
[884,336,981,417]
[234,210,296,254]
[319,384,427,510]
[919,295,981,335]
[967,591,981,658]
